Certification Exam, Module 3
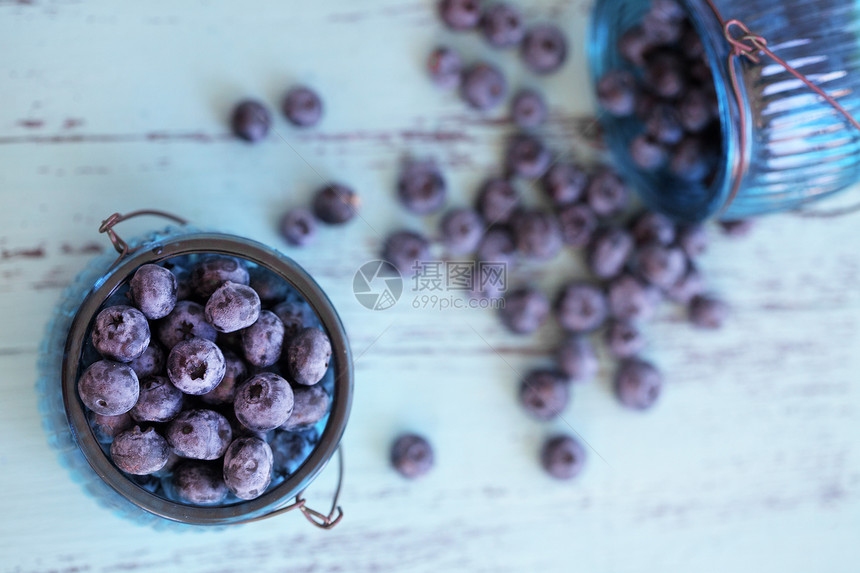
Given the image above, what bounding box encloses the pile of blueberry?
[382,0,748,482]
[597,0,721,182]
[77,255,334,505]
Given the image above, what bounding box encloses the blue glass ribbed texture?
[589,0,860,221]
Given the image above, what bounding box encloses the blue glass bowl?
[589,0,860,221]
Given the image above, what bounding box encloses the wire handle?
[237,447,345,529]
[98,209,189,268]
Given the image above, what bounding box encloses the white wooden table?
[1,1,858,571]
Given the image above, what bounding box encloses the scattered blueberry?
[461,62,508,111]
[634,243,687,289]
[223,436,274,500]
[476,225,516,265]
[286,327,332,386]
[541,435,585,480]
[200,350,248,406]
[231,100,271,143]
[204,281,261,333]
[438,0,482,31]
[279,207,318,247]
[607,273,660,321]
[280,385,330,431]
[111,426,171,475]
[615,358,662,410]
[391,433,434,479]
[689,294,728,329]
[512,209,562,260]
[587,227,634,280]
[381,230,431,276]
[129,264,177,320]
[519,369,569,420]
[676,224,708,258]
[481,3,525,48]
[510,89,547,128]
[499,287,550,335]
[556,203,597,248]
[166,337,226,395]
[166,409,233,460]
[476,177,520,224]
[586,170,629,218]
[556,336,598,383]
[605,319,645,358]
[190,255,250,298]
[505,133,552,179]
[719,219,754,238]
[596,70,637,116]
[157,300,218,350]
[666,263,705,304]
[428,47,463,91]
[282,86,323,128]
[241,310,285,368]
[542,163,588,206]
[91,305,151,363]
[630,211,676,246]
[397,159,447,215]
[130,376,184,423]
[171,460,229,505]
[439,207,484,255]
[555,282,608,333]
[78,360,140,416]
[313,183,360,225]
[521,24,568,74]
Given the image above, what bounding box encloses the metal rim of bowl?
[61,232,353,525]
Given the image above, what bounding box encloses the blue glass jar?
[589,0,860,221]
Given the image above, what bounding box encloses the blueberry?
[282,86,323,128]
[248,266,291,306]
[157,300,218,350]
[476,177,520,224]
[111,426,170,475]
[541,435,585,480]
[510,89,547,128]
[630,134,667,171]
[618,25,653,67]
[645,104,684,145]
[279,384,330,431]
[649,0,686,22]
[506,133,552,180]
[689,295,728,329]
[167,337,226,395]
[615,358,662,410]
[169,264,192,302]
[241,310,285,368]
[223,436,274,500]
[587,227,634,280]
[556,336,598,382]
[286,327,332,386]
[130,264,177,320]
[234,372,295,432]
[91,305,150,363]
[200,350,248,405]
[512,209,562,260]
[521,24,568,74]
[680,24,705,60]
[630,211,676,246]
[542,163,588,206]
[313,183,360,225]
[481,2,524,47]
[397,159,447,215]
[166,409,233,460]
[381,230,431,276]
[190,254,250,299]
[607,273,660,321]
[270,429,316,476]
[596,70,637,117]
[476,225,516,265]
[438,0,482,31]
[439,208,484,255]
[273,300,317,341]
[586,170,629,217]
[427,47,463,91]
[204,281,261,333]
[644,51,685,99]
[78,360,140,416]
[519,369,569,420]
[719,219,754,238]
[555,282,608,333]
[556,203,597,248]
[130,376,184,423]
[680,88,713,133]
[461,62,507,111]
[279,207,317,247]
[677,224,708,258]
[605,319,645,358]
[634,243,686,289]
[129,342,165,380]
[666,264,705,304]
[390,433,434,479]
[231,100,271,143]
[499,286,549,335]
[670,137,713,182]
[171,460,228,505]
[88,411,134,444]
[642,11,684,45]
